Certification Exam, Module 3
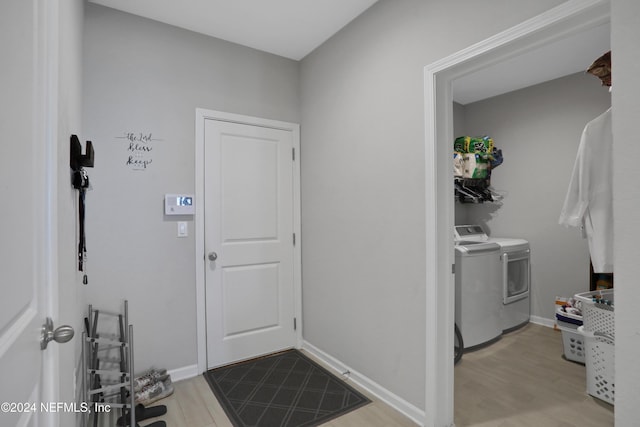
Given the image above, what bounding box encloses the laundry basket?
[556,304,585,364]
[575,290,614,404]
[575,289,614,336]
[555,307,584,364]
[557,323,585,363]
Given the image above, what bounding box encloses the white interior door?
[204,118,297,368]
[1,1,59,426]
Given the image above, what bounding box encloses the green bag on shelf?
[455,136,494,154]
[454,136,468,153]
[468,136,494,154]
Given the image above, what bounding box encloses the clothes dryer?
[487,237,531,332]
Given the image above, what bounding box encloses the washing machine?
[454,230,503,349]
[455,225,531,332]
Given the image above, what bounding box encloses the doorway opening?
[423,1,610,424]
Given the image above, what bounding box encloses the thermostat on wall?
[165,194,195,215]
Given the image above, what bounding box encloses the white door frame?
[39,0,61,423]
[422,1,610,425]
[194,109,302,374]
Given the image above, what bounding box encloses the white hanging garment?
[559,108,613,273]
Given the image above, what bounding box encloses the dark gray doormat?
[204,349,371,427]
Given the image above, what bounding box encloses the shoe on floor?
[116,403,167,426]
[134,377,173,406]
[132,368,169,392]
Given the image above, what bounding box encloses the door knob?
[208,252,218,261]
[40,317,75,350]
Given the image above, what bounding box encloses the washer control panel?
[454,225,488,241]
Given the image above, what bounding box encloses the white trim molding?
[302,341,425,426]
[423,1,610,425]
[194,109,302,374]
[168,364,200,383]
[530,316,556,329]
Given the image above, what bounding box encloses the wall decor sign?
[116,132,162,170]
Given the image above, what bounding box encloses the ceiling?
[453,22,610,105]
[88,0,380,60]
[88,1,609,103]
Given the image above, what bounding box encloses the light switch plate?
[177,221,188,237]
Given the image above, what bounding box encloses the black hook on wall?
[70,134,94,190]
[69,134,95,284]
[70,134,94,171]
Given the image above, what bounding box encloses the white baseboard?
[168,364,199,382]
[529,315,555,328]
[302,341,425,426]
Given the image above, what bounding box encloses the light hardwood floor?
[455,323,614,427]
[129,324,612,427]
[135,363,418,427]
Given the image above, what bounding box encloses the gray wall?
[457,72,611,321]
[611,0,640,422]
[82,4,300,372]
[299,0,565,410]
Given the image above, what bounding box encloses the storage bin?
[557,322,585,364]
[555,304,584,363]
[575,290,615,405]
[579,326,615,405]
[555,307,583,326]
[575,289,614,336]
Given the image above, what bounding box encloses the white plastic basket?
[579,326,615,405]
[575,289,614,337]
[557,322,585,364]
[575,289,615,404]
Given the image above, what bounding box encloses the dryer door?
[502,249,530,304]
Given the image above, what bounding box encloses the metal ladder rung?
[87,381,130,396]
[85,336,128,347]
[87,368,130,377]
